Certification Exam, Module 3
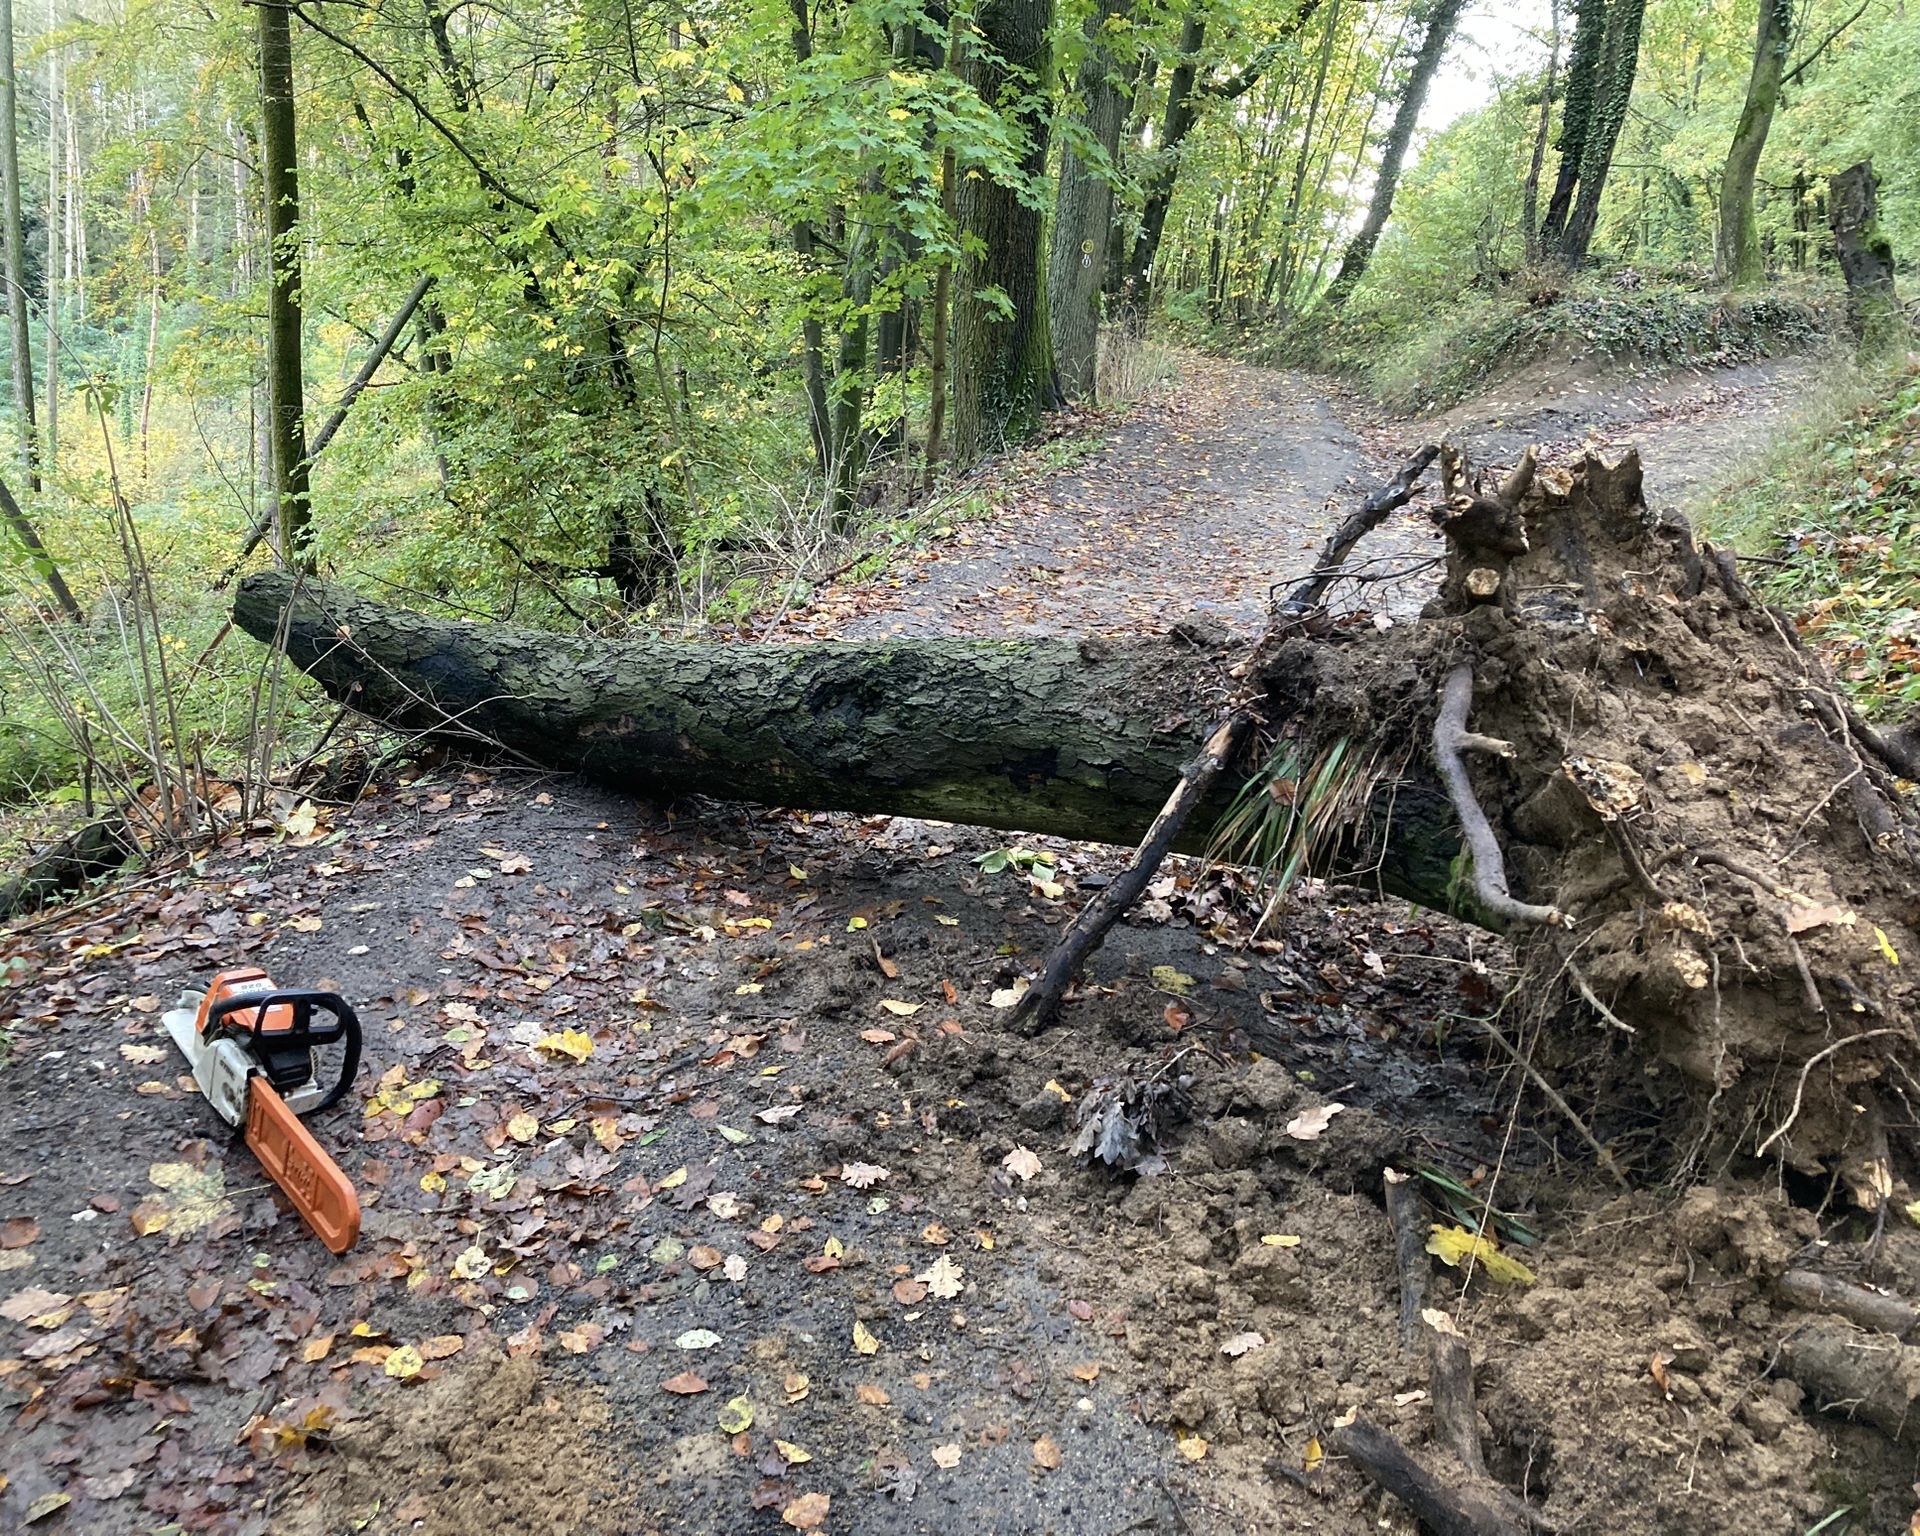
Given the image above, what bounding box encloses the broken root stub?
[1262,444,1920,1179]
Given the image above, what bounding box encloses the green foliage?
[1707,362,1920,714]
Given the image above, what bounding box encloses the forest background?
[0,0,1915,862]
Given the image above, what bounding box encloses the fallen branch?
[1328,1415,1526,1536]
[1425,1311,1486,1477]
[1778,1270,1918,1339]
[1012,445,1439,1030]
[1775,1320,1920,1437]
[1434,663,1563,928]
[0,815,137,921]
[1756,1029,1908,1158]
[1385,1168,1431,1352]
[1480,1019,1628,1187]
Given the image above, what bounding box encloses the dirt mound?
[272,1353,627,1536]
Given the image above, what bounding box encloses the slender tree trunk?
[1828,161,1909,359]
[1520,0,1560,264]
[1715,0,1792,287]
[1320,0,1468,310]
[258,0,312,562]
[0,0,37,492]
[42,28,55,471]
[951,0,1061,462]
[1555,0,1646,264]
[0,470,81,621]
[1117,10,1205,320]
[1271,0,1338,311]
[788,0,831,477]
[1537,0,1604,253]
[1047,0,1131,400]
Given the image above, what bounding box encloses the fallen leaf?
[1032,1435,1063,1470]
[892,1278,928,1305]
[559,1324,605,1355]
[676,1329,722,1350]
[384,1345,424,1380]
[1304,1435,1324,1473]
[932,1442,962,1468]
[774,1439,812,1465]
[1,1217,41,1249]
[302,1334,336,1363]
[878,999,921,1017]
[24,1492,71,1523]
[916,1254,965,1300]
[419,1334,464,1360]
[1425,1224,1536,1287]
[988,980,1028,1009]
[1650,1350,1674,1399]
[1220,1330,1265,1357]
[781,1492,830,1530]
[0,1286,67,1321]
[1002,1146,1041,1182]
[1150,965,1196,994]
[723,1254,749,1283]
[1177,1433,1208,1461]
[119,1043,168,1065]
[505,1111,540,1144]
[661,1371,709,1395]
[1260,1234,1302,1247]
[1069,1362,1100,1382]
[841,1162,889,1189]
[718,1395,755,1434]
[855,1383,890,1406]
[756,1104,803,1125]
[534,1028,594,1063]
[451,1245,491,1281]
[1284,1102,1346,1141]
[785,1372,811,1404]
[852,1319,881,1355]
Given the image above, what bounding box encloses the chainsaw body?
[162,968,363,1254]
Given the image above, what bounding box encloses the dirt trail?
[816,350,1818,642]
[1,346,1904,1536]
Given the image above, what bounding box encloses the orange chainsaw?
[162,968,363,1254]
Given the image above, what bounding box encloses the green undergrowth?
[1704,359,1920,715]
[1263,271,1840,411]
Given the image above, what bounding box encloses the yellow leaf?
[1876,925,1901,965]
[1043,1080,1072,1102]
[1260,1234,1302,1247]
[823,1235,844,1258]
[1304,1435,1324,1473]
[506,1111,540,1144]
[1151,965,1196,995]
[451,1245,491,1280]
[535,1028,594,1062]
[1176,1433,1208,1461]
[847,915,868,931]
[420,1172,447,1194]
[718,1395,755,1434]
[886,106,912,120]
[789,865,807,881]
[384,1345,424,1380]
[852,1319,881,1355]
[879,999,921,1016]
[1425,1224,1535,1287]
[658,1166,688,1190]
[302,1333,335,1363]
[774,1439,812,1464]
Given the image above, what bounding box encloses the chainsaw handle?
[204,989,363,1112]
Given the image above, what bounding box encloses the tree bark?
[951,0,1061,460]
[1519,0,1559,264]
[1716,0,1791,287]
[1115,10,1205,322]
[1553,0,1646,264]
[1048,0,1131,401]
[230,569,1466,902]
[1536,0,1603,255]
[259,0,313,563]
[1828,160,1908,360]
[0,0,36,491]
[1320,0,1467,309]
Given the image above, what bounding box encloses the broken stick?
[1011,445,1440,1031]
[1329,1415,1526,1536]
[1385,1168,1431,1352]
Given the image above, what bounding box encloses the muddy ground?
[4,349,1915,1536]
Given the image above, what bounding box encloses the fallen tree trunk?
[230,571,1468,906]
[236,443,1920,1177]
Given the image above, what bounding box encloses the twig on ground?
[1328,1416,1526,1536]
[1567,962,1636,1034]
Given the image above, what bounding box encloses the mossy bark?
[1829,161,1909,360]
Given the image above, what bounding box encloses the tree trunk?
[42,32,56,472]
[1828,160,1908,360]
[950,0,1060,461]
[1048,0,1131,402]
[1116,10,1205,321]
[1320,0,1466,309]
[259,0,312,563]
[1520,0,1559,264]
[234,443,1920,1183]
[1715,0,1791,287]
[1554,0,1646,264]
[0,0,36,490]
[1536,0,1603,254]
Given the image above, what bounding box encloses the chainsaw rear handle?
[203,989,362,1112]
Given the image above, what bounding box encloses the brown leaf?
[418,1334,465,1360]
[1032,1435,1063,1470]
[891,1278,928,1306]
[1,1216,41,1248]
[854,1383,890,1406]
[781,1492,830,1530]
[661,1371,710,1395]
